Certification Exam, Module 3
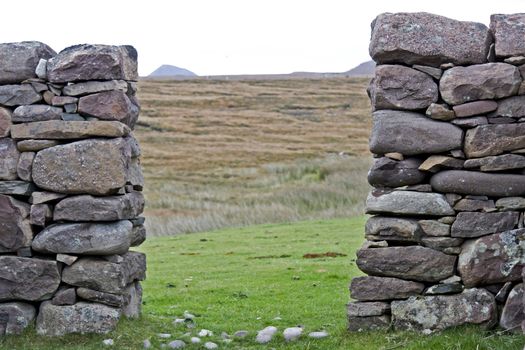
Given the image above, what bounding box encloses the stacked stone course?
[349,12,525,332]
[0,42,146,336]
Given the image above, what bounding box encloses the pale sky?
[1,1,524,76]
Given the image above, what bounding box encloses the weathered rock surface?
[418,220,450,237]
[54,192,144,221]
[63,80,128,96]
[490,14,525,57]
[451,212,519,238]
[36,301,121,336]
[0,181,35,196]
[0,42,55,84]
[347,315,391,332]
[365,190,455,216]
[0,84,41,106]
[368,65,438,110]
[12,105,62,123]
[370,110,463,155]
[440,63,521,105]
[16,139,60,152]
[0,256,60,301]
[412,65,442,79]
[0,194,31,253]
[464,124,525,157]
[51,288,76,306]
[350,276,424,301]
[431,170,525,197]
[367,157,425,187]
[496,197,525,211]
[421,237,463,250]
[365,216,421,242]
[464,154,525,171]
[32,138,130,195]
[458,229,525,287]
[10,120,130,140]
[0,302,36,335]
[347,301,390,317]
[130,225,146,247]
[0,107,12,138]
[452,100,498,117]
[369,12,491,67]
[76,288,128,307]
[32,220,132,255]
[489,96,525,118]
[0,138,20,180]
[356,246,456,282]
[499,283,524,332]
[391,288,497,330]
[426,103,455,121]
[121,282,142,318]
[78,90,138,128]
[452,116,488,128]
[16,151,34,182]
[453,198,495,212]
[29,191,66,204]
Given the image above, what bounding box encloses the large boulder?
[440,63,521,105]
[365,216,422,242]
[499,283,524,332]
[369,110,463,156]
[431,170,525,197]
[350,276,425,301]
[391,288,497,331]
[368,65,438,110]
[0,302,36,335]
[367,157,426,188]
[32,138,131,195]
[356,246,456,282]
[47,44,138,83]
[369,12,491,67]
[490,14,525,57]
[365,190,455,216]
[464,123,525,158]
[0,138,20,180]
[36,301,121,336]
[78,90,139,129]
[0,84,41,107]
[10,120,130,140]
[0,42,56,84]
[0,256,60,301]
[451,212,519,238]
[0,194,32,253]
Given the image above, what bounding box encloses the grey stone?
[370,110,463,156]
[453,198,495,212]
[124,133,141,157]
[356,246,456,282]
[131,225,146,247]
[418,220,450,237]
[418,155,464,172]
[431,170,525,197]
[0,107,12,138]
[167,340,186,349]
[0,194,31,253]
[440,63,521,105]
[78,90,138,128]
[16,139,60,152]
[420,237,463,250]
[30,203,52,227]
[36,301,121,336]
[54,192,144,221]
[348,315,391,332]
[0,42,55,84]
[499,283,524,332]
[391,288,497,331]
[63,104,77,114]
[347,302,390,317]
[12,105,62,123]
[77,287,127,307]
[463,154,525,171]
[488,116,516,124]
[365,216,421,242]
[505,56,525,65]
[369,65,438,110]
[0,302,36,335]
[51,288,76,306]
[0,181,35,196]
[452,100,498,117]
[349,276,424,301]
[122,281,142,318]
[452,116,488,128]
[56,253,77,266]
[61,113,84,121]
[365,190,455,216]
[439,216,456,225]
[130,216,145,226]
[35,59,47,79]
[425,103,455,121]
[62,80,129,97]
[0,256,60,301]
[128,157,144,191]
[29,191,66,204]
[496,197,525,211]
[0,138,19,180]
[412,65,442,80]
[51,96,78,106]
[465,123,525,158]
[0,84,41,106]
[11,120,130,140]
[490,14,525,57]
[369,12,491,67]
[367,157,425,188]
[451,212,519,238]
[30,81,48,93]
[403,184,432,192]
[16,151,34,182]
[32,220,132,255]
[489,96,525,118]
[424,283,464,295]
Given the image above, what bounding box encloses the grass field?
[2,217,522,349]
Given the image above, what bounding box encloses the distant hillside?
[149,65,197,77]
[345,60,375,77]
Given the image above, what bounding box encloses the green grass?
[1,217,523,349]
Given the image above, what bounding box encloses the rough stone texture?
[453,198,495,212]
[11,120,130,140]
[452,100,498,117]
[464,124,525,158]
[464,154,525,171]
[370,110,463,156]
[489,96,525,118]
[121,282,142,318]
[369,12,491,67]
[0,256,60,301]
[418,220,450,237]
[430,170,525,197]
[0,84,41,106]
[32,220,132,255]
[29,191,66,204]
[347,302,390,317]
[0,181,35,196]
[356,246,456,282]
[451,212,519,238]
[16,139,60,152]
[412,65,442,80]
[63,80,128,96]
[0,194,31,253]
[369,65,438,110]
[47,44,138,83]
[130,225,146,247]
[349,276,424,301]
[76,288,128,307]
[452,116,488,128]
[30,203,52,227]
[365,216,421,242]
[365,190,455,216]
[496,197,525,211]
[420,237,463,250]
[391,289,497,331]
[53,193,144,221]
[36,301,121,336]
[424,283,464,295]
[440,63,521,105]
[32,138,131,195]
[51,288,77,306]
[418,155,464,172]
[367,157,425,188]
[0,107,12,138]
[12,105,62,123]
[16,151,34,182]
[0,138,20,180]
[499,283,524,332]
[490,14,525,57]
[458,229,525,287]
[0,42,55,84]
[426,103,455,121]
[0,302,36,335]
[78,90,139,128]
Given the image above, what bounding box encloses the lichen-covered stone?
[0,302,36,335]
[0,138,19,180]
[78,90,139,129]
[62,80,128,96]
[12,105,62,123]
[463,154,525,171]
[0,42,55,84]
[499,283,524,332]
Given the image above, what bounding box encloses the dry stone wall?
[0,42,146,336]
[349,12,525,333]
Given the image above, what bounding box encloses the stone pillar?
[0,42,146,336]
[349,12,525,333]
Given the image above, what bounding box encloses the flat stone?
[29,191,66,204]
[130,225,146,247]
[0,194,31,253]
[32,138,131,195]
[431,170,525,197]
[453,198,495,212]
[61,113,84,121]
[403,184,432,192]
[62,80,129,96]
[499,283,524,332]
[36,301,121,336]
[350,276,424,301]
[51,96,78,106]
[464,154,525,171]
[62,251,146,294]
[369,12,491,67]
[47,44,138,83]
[0,256,60,301]
[347,302,390,317]
[54,192,144,221]
[412,65,442,80]
[51,288,76,306]
[56,253,77,266]
[0,302,36,335]
[369,65,438,110]
[356,246,456,282]
[425,103,455,121]
[496,197,525,211]
[418,220,450,237]
[365,216,421,242]
[452,116,488,128]
[488,116,515,124]
[418,155,464,172]
[451,212,519,238]
[76,287,128,307]
[32,220,132,255]
[0,84,41,106]
[488,96,525,118]
[29,203,52,227]
[458,229,525,287]
[16,139,60,152]
[348,315,391,332]
[424,282,464,295]
[391,288,497,331]
[16,151,34,182]
[11,120,130,139]
[365,190,455,216]
[0,181,35,196]
[370,110,463,156]
[465,123,525,157]
[0,42,55,84]
[420,237,463,250]
[490,14,525,57]
[367,157,425,187]
[440,63,521,105]
[0,107,12,138]
[452,100,498,117]
[505,56,525,65]
[78,90,138,128]
[12,105,62,123]
[0,138,19,180]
